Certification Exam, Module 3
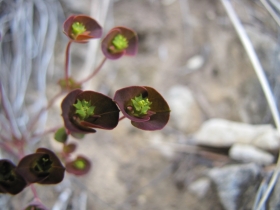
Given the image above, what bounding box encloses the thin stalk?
[31,126,61,139]
[18,142,25,159]
[0,142,18,159]
[220,0,280,209]
[30,184,39,199]
[65,41,72,89]
[77,57,107,85]
[119,115,126,121]
[28,90,65,132]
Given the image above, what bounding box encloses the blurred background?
[0,0,280,209]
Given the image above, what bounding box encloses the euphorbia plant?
[0,12,170,209]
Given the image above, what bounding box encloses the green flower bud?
[112,34,128,51]
[74,159,86,170]
[131,94,152,117]
[33,155,52,173]
[72,22,86,36]
[73,99,95,120]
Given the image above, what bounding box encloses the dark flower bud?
[0,159,26,195]
[114,86,170,130]
[63,143,77,154]
[61,89,119,133]
[16,148,65,184]
[65,156,91,176]
[101,26,138,59]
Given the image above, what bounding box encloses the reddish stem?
[65,41,72,89]
[31,126,61,139]
[77,57,107,85]
[119,115,126,121]
[27,90,65,132]
[0,142,18,158]
[30,184,39,199]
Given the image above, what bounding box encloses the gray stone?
[268,171,280,209]
[193,118,280,151]
[186,55,204,71]
[188,178,211,198]
[208,163,262,210]
[167,85,203,133]
[229,143,274,165]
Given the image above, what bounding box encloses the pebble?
[188,178,211,198]
[208,163,262,210]
[167,85,203,133]
[193,118,280,151]
[229,143,274,165]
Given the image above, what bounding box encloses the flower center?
[34,154,52,173]
[72,22,86,36]
[112,34,128,51]
[73,99,95,120]
[130,94,152,117]
[0,162,14,182]
[74,159,86,170]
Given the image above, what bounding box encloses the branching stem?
[65,41,72,89]
[28,90,65,132]
[77,57,107,85]
[119,115,126,121]
[0,142,18,159]
[30,184,39,199]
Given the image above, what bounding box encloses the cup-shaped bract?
[65,156,91,176]
[63,15,102,42]
[114,86,170,130]
[61,89,120,134]
[101,26,138,59]
[0,159,27,195]
[16,148,65,184]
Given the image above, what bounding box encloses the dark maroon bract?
[63,15,102,42]
[61,89,120,133]
[0,159,27,195]
[101,26,138,59]
[16,148,65,184]
[114,86,170,130]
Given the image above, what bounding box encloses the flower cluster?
[63,15,137,59]
[0,13,171,209]
[61,86,170,133]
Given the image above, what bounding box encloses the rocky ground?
[5,0,280,209]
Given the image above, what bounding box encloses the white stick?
[260,0,280,27]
